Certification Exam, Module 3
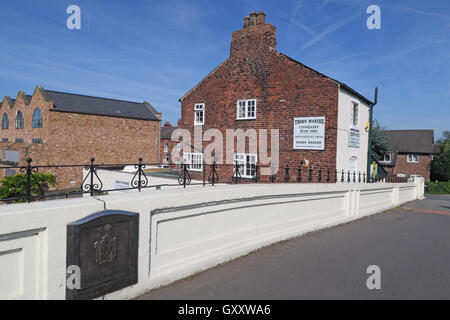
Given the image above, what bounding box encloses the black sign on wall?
[66,210,139,300]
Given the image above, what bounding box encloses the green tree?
[371,119,392,161]
[431,130,450,181]
[0,173,57,202]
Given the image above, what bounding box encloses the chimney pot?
[243,16,250,28]
[256,12,266,25]
[249,12,257,26]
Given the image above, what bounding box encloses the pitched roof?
[384,130,436,154]
[179,52,373,106]
[161,126,178,140]
[279,53,373,105]
[43,90,160,121]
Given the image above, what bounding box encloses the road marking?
[401,206,450,216]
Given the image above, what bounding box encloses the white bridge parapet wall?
[0,179,424,300]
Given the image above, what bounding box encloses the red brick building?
[159,121,181,166]
[0,86,161,188]
[379,130,439,182]
[177,12,373,182]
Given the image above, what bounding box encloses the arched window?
[15,111,24,129]
[32,108,43,128]
[349,156,358,173]
[1,113,8,129]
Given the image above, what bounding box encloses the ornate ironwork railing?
[0,158,409,204]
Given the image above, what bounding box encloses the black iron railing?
[0,158,408,204]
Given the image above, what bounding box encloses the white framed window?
[236,99,256,120]
[176,142,181,152]
[382,154,391,162]
[234,153,257,178]
[164,141,168,152]
[194,103,204,125]
[163,155,169,165]
[351,102,359,127]
[407,154,419,163]
[183,152,203,171]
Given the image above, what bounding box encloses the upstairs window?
[351,102,359,127]
[407,154,419,163]
[15,138,24,143]
[15,111,24,129]
[194,103,204,125]
[32,138,43,144]
[382,154,391,162]
[237,99,256,120]
[2,113,8,129]
[32,108,43,128]
[164,141,169,152]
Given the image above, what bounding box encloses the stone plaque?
[66,210,139,300]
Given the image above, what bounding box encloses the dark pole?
[367,87,378,181]
[26,158,32,203]
[138,157,143,192]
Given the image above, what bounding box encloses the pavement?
[137,195,450,300]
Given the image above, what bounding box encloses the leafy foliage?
[0,172,57,202]
[425,181,450,194]
[431,130,450,182]
[371,119,392,161]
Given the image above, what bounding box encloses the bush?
[0,173,57,202]
[425,181,450,194]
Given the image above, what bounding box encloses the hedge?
[425,181,450,194]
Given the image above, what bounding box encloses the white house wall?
[336,87,370,173]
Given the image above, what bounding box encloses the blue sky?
[0,0,449,139]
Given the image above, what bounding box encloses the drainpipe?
[367,87,378,180]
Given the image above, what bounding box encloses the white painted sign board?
[293,117,326,150]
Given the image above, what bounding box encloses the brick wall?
[0,88,160,189]
[393,153,431,181]
[179,22,339,182]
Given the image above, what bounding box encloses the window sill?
[235,118,256,121]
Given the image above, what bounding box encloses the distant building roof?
[161,126,178,140]
[43,90,160,121]
[384,130,436,154]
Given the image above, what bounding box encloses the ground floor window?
[163,155,169,165]
[234,153,257,178]
[183,152,203,171]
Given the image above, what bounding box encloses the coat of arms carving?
[93,224,118,265]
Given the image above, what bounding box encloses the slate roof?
[44,90,160,121]
[384,130,436,154]
[161,126,178,140]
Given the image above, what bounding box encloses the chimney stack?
[243,16,250,28]
[231,12,276,57]
[249,12,257,26]
[256,12,265,25]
